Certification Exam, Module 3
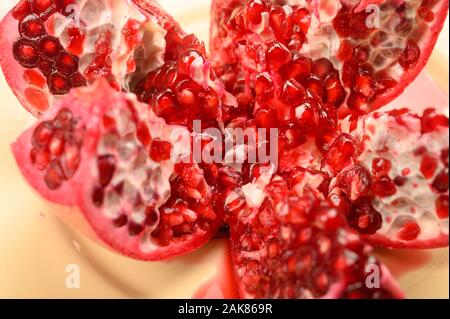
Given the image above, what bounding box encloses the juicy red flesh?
[11,0,86,95]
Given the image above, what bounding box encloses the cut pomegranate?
[227,173,404,298]
[329,108,449,248]
[210,0,448,118]
[0,0,184,116]
[12,81,224,260]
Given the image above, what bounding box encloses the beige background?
[0,0,448,298]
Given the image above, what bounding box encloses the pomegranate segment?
[1,0,181,116]
[13,81,224,260]
[210,0,448,118]
[228,174,403,298]
[329,109,449,248]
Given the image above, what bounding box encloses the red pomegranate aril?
[113,214,128,228]
[92,186,104,207]
[245,0,268,26]
[177,50,203,75]
[13,38,40,68]
[422,108,449,133]
[56,52,78,75]
[372,176,397,197]
[266,41,292,70]
[325,134,359,172]
[398,40,421,71]
[349,198,382,234]
[66,27,85,56]
[396,220,421,241]
[282,80,306,105]
[418,6,435,22]
[60,143,81,179]
[150,140,172,162]
[53,107,73,129]
[432,170,449,192]
[12,0,31,20]
[32,121,54,147]
[38,36,61,58]
[436,194,449,219]
[255,72,274,101]
[30,147,50,170]
[372,158,392,176]
[23,69,46,88]
[98,155,116,187]
[70,72,87,88]
[44,160,65,189]
[19,15,45,39]
[25,87,49,111]
[420,154,438,179]
[280,55,311,80]
[38,58,54,76]
[48,72,71,95]
[48,131,65,156]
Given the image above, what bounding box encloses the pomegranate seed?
[30,148,50,170]
[66,27,85,55]
[13,38,40,68]
[32,121,54,147]
[92,186,105,208]
[48,72,71,95]
[128,223,144,236]
[349,199,382,234]
[33,0,57,18]
[97,155,116,187]
[255,108,278,129]
[435,194,449,219]
[347,92,367,111]
[19,15,45,38]
[303,77,325,98]
[70,72,87,88]
[280,55,311,80]
[421,108,449,133]
[281,80,306,105]
[113,214,128,228]
[38,36,62,58]
[56,52,78,75]
[38,58,54,76]
[325,134,359,172]
[418,6,435,22]
[60,143,81,179]
[396,220,421,241]
[48,131,65,156]
[150,140,172,162]
[432,170,449,192]
[441,148,449,167]
[324,73,345,106]
[265,41,292,70]
[136,122,152,146]
[294,100,318,132]
[244,0,268,26]
[420,154,438,179]
[254,72,274,101]
[372,176,397,197]
[12,0,31,20]
[398,40,420,70]
[372,158,392,176]
[338,165,372,200]
[394,175,407,186]
[53,108,73,129]
[24,87,49,111]
[23,70,46,88]
[44,160,65,189]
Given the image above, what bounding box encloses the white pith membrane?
[34,0,167,106]
[336,111,449,242]
[92,93,193,252]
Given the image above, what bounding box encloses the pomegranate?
[12,80,224,260]
[228,172,404,298]
[328,108,449,248]
[1,0,235,119]
[210,0,448,118]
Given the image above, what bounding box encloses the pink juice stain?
[193,240,238,299]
